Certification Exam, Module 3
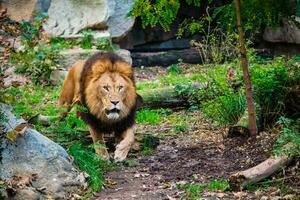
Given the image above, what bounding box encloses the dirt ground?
[91,111,290,200]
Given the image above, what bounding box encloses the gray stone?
[107,0,135,41]
[0,0,50,22]
[50,69,68,85]
[263,19,300,44]
[0,103,86,199]
[59,48,132,69]
[44,0,115,37]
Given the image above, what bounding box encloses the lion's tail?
[59,60,85,109]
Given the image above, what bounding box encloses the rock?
[0,0,50,22]
[107,0,135,41]
[44,0,115,37]
[3,66,29,88]
[50,69,68,85]
[263,19,300,44]
[0,103,86,199]
[59,48,132,69]
[131,48,202,67]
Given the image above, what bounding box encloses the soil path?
[92,116,275,200]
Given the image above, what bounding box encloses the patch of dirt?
[93,115,281,200]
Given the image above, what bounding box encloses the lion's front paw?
[114,145,130,162]
[95,148,110,160]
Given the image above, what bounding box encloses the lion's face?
[85,69,137,123]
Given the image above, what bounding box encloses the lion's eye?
[118,86,123,92]
[103,86,109,91]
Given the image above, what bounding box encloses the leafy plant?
[201,91,246,125]
[10,42,61,83]
[136,109,170,125]
[180,179,229,200]
[68,142,115,191]
[95,37,116,51]
[250,58,289,126]
[273,117,300,157]
[80,30,94,49]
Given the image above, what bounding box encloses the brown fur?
[59,52,139,161]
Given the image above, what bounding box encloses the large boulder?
[43,0,115,37]
[59,48,132,68]
[0,103,86,199]
[263,19,300,44]
[107,0,135,42]
[0,0,50,22]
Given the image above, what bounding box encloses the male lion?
[59,52,140,162]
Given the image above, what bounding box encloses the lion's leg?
[114,127,135,162]
[88,126,110,159]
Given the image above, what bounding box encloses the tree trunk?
[228,109,250,137]
[229,155,293,191]
[234,0,257,136]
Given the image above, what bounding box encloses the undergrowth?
[180,179,229,200]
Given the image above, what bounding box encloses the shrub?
[250,58,289,126]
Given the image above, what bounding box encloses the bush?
[251,58,289,126]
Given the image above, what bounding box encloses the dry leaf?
[105,179,117,186]
[6,123,29,142]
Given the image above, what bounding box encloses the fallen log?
[229,155,293,191]
[137,83,207,109]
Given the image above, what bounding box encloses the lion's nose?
[111,100,119,105]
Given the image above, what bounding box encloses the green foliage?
[250,58,289,125]
[207,179,230,191]
[9,13,61,84]
[136,109,171,125]
[182,183,206,199]
[95,37,117,52]
[19,12,47,47]
[142,134,160,155]
[167,63,181,75]
[11,42,61,83]
[273,117,300,157]
[80,30,94,49]
[130,0,293,38]
[213,0,292,34]
[68,142,115,191]
[180,179,229,199]
[129,0,180,31]
[201,91,246,125]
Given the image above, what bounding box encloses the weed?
[180,179,229,199]
[136,109,170,125]
[181,183,206,200]
[80,30,94,49]
[273,117,300,157]
[207,179,229,191]
[201,91,246,125]
[68,142,116,191]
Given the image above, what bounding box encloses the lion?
[59,52,141,162]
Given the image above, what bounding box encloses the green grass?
[136,109,171,125]
[180,179,229,200]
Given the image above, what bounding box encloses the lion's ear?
[92,60,110,75]
[115,62,133,79]
[136,94,143,109]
